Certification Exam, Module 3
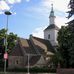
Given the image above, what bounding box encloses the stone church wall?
[8,56,24,69]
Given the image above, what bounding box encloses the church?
[8,4,59,69]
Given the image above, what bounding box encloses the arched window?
[15,60,18,65]
[16,60,18,64]
[48,34,50,39]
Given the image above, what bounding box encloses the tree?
[57,0,74,68]
[67,0,74,67]
[0,28,18,50]
[0,28,18,68]
[49,49,63,69]
[57,25,74,68]
[67,0,74,18]
[7,32,18,51]
[57,26,71,68]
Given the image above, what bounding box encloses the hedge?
[7,66,56,73]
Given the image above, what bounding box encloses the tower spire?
[51,4,53,12]
[49,4,55,25]
[50,3,54,16]
[44,3,59,47]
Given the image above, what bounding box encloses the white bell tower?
[44,4,59,47]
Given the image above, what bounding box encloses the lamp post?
[4,11,11,74]
[27,54,30,74]
[27,54,41,74]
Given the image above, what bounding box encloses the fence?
[57,68,74,74]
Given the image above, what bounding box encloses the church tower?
[44,4,59,47]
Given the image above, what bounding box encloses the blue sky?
[0,0,70,38]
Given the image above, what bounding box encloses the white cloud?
[6,0,21,4]
[31,0,70,38]
[10,11,16,15]
[32,16,68,38]
[53,0,69,12]
[25,0,70,22]
[55,16,68,28]
[26,0,30,2]
[41,0,70,12]
[32,26,47,38]
[0,11,3,14]
[0,1,10,10]
[0,0,21,14]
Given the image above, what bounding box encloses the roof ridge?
[29,36,41,54]
[18,38,27,55]
[27,40,37,54]
[9,41,24,56]
[32,36,51,42]
[32,36,55,53]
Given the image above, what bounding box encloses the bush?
[7,66,56,73]
[7,67,27,72]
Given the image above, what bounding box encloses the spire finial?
[51,3,53,11]
[49,3,55,25]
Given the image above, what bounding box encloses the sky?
[0,0,70,38]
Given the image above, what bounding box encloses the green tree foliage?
[49,50,63,69]
[67,0,74,18]
[0,29,6,46]
[68,24,74,67]
[7,32,17,51]
[49,26,71,68]
[67,0,74,31]
[57,0,74,68]
[57,25,74,68]
[57,26,71,68]
[0,28,18,50]
[0,28,18,68]
[67,0,74,67]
